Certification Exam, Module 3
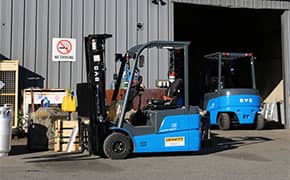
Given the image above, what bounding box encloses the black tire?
[103,132,132,160]
[255,114,265,130]
[218,113,230,130]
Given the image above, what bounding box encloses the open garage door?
[174,3,284,109]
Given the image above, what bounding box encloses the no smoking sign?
[52,38,76,62]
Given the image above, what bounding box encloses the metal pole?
[218,53,222,91]
[184,45,189,107]
[250,56,257,89]
[117,57,138,128]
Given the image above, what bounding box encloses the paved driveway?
[1,129,290,180]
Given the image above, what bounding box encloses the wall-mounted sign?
[52,38,76,62]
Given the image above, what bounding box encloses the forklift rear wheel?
[255,114,265,130]
[103,132,132,159]
[218,113,230,130]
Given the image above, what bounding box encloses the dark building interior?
[174,3,283,106]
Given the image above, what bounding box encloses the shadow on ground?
[129,133,272,159]
[9,136,51,156]
[18,132,273,162]
[211,121,284,130]
[9,145,33,156]
[23,152,99,163]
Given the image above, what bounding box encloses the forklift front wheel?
[103,132,132,160]
[218,113,230,130]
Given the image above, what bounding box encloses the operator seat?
[146,78,184,110]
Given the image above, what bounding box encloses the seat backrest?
[166,78,183,105]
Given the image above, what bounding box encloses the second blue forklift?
[203,52,264,130]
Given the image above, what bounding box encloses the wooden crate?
[54,120,80,152]
[0,60,19,128]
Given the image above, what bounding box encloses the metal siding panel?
[239,0,246,8]
[253,0,263,8]
[128,0,138,48]
[218,0,226,6]
[246,0,253,8]
[173,0,290,9]
[194,0,201,4]
[237,0,244,7]
[138,0,148,44]
[24,0,37,72]
[148,2,159,88]
[95,0,106,33]
[47,0,60,88]
[159,3,169,80]
[105,0,116,89]
[35,0,49,87]
[59,0,72,88]
[287,2,290,9]
[197,0,207,5]
[211,1,216,5]
[148,2,158,42]
[114,0,127,89]
[169,0,174,41]
[138,0,149,87]
[0,0,12,58]
[71,0,83,89]
[127,0,138,86]
[82,0,94,82]
[281,1,290,10]
[225,0,235,7]
[281,11,290,128]
[116,0,127,54]
[271,1,282,9]
[209,0,219,6]
[262,0,272,9]
[11,0,24,64]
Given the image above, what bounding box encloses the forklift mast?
[77,34,112,155]
[85,34,112,122]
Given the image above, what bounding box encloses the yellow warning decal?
[165,136,185,147]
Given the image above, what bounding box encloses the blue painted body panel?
[133,130,200,153]
[206,94,260,125]
[112,114,201,153]
[158,114,200,133]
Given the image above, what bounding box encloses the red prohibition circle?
[57,40,72,55]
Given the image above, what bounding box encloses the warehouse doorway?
[174,3,284,107]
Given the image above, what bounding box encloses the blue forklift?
[77,36,209,159]
[203,52,264,130]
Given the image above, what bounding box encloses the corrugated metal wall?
[0,0,174,89]
[1,0,290,90]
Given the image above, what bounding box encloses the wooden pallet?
[54,120,80,152]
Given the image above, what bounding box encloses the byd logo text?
[239,98,253,103]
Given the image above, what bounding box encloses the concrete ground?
[1,129,290,180]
